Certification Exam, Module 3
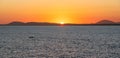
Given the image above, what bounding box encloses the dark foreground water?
[0,26,120,58]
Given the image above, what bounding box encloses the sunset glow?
[0,0,120,24]
[60,22,64,25]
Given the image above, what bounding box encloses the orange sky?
[0,0,120,24]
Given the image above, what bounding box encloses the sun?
[60,22,64,24]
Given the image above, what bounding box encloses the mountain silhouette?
[0,20,120,26]
[117,22,120,24]
[96,20,116,24]
[8,22,25,25]
[6,22,59,26]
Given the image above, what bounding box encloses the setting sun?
[60,22,64,24]
[0,0,120,58]
[0,0,120,24]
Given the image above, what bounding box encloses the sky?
[0,0,120,24]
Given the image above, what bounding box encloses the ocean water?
[0,26,120,58]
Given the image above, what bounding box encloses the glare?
[60,22,64,24]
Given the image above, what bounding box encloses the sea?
[0,26,120,58]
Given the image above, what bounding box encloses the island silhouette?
[96,20,116,24]
[0,20,120,26]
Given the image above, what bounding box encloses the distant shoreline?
[0,24,120,26]
[0,20,120,26]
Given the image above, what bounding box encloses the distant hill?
[117,22,120,24]
[96,20,116,24]
[5,22,59,26]
[8,22,25,25]
[0,20,120,26]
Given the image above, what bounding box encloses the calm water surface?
[0,26,120,58]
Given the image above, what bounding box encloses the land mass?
[0,20,120,26]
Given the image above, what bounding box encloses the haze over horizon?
[0,0,120,24]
